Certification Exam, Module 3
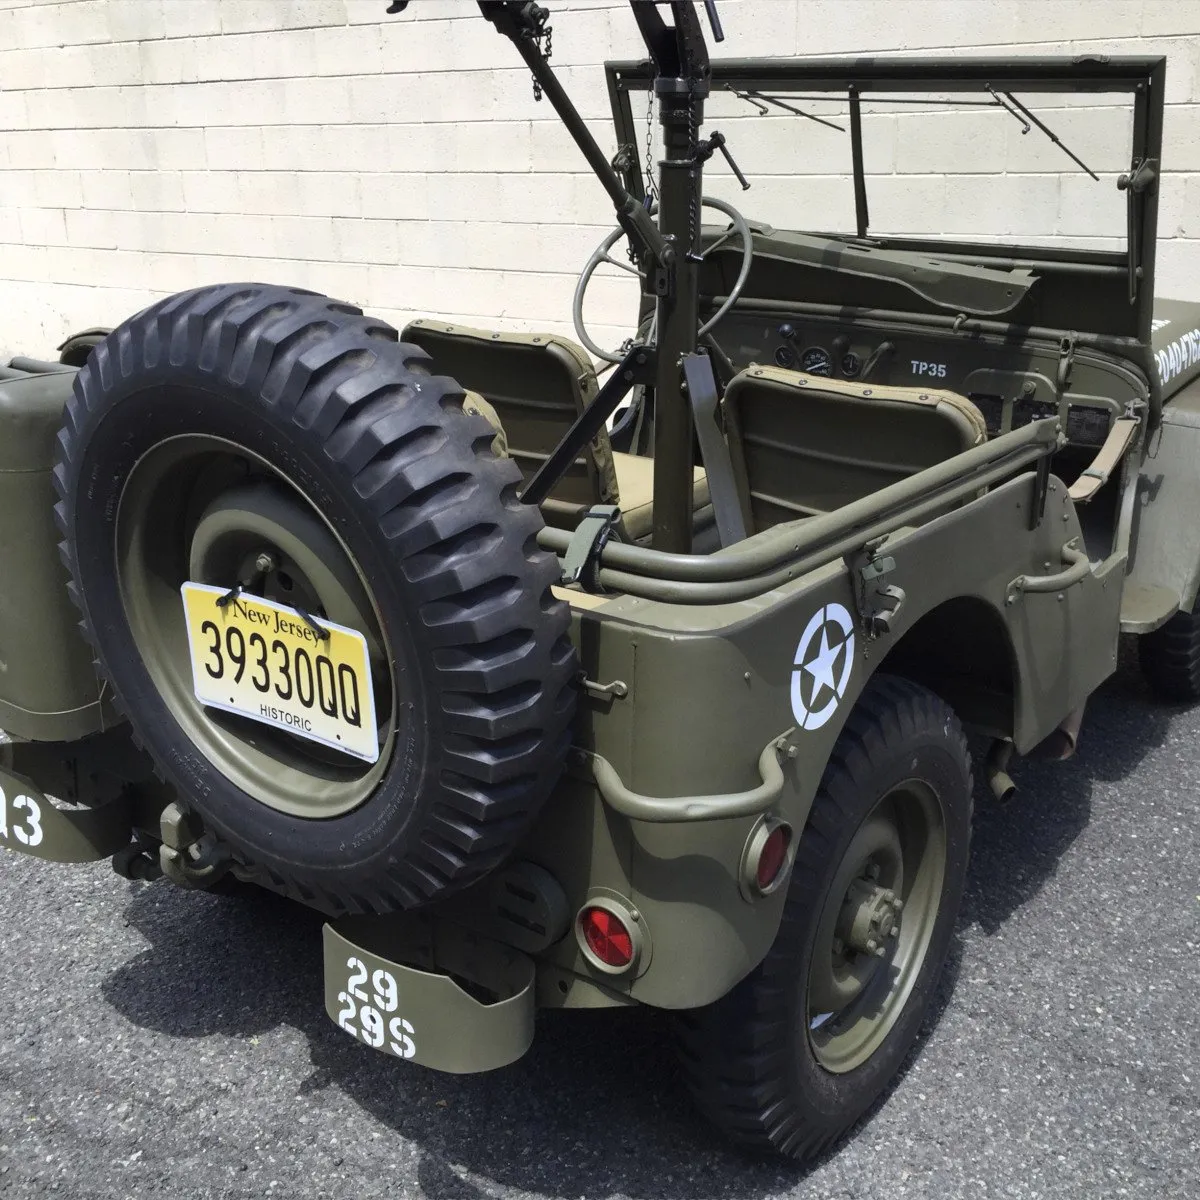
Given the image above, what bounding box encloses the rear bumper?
[323,918,536,1074]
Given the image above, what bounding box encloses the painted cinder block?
[0,0,1195,353]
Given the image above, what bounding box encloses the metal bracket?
[681,351,747,547]
[561,505,621,592]
[1029,332,1076,531]
[0,762,133,864]
[1118,157,1157,303]
[1056,332,1077,396]
[611,143,636,179]
[846,537,906,639]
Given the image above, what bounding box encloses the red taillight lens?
[579,906,634,969]
[755,825,791,892]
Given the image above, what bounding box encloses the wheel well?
[877,595,1016,739]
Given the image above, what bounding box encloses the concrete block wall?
[1,0,1198,359]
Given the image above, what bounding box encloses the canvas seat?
[402,320,707,539]
[724,365,988,532]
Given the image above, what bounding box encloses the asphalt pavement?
[1,642,1197,1199]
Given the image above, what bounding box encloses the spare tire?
[55,283,577,914]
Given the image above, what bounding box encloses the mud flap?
[0,763,132,862]
[323,918,535,1074]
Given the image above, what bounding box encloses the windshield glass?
[682,85,1135,251]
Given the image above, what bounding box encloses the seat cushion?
[725,366,988,530]
[612,452,709,541]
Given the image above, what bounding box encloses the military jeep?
[1,0,1195,1161]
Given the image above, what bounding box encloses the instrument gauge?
[841,351,862,378]
[800,347,832,377]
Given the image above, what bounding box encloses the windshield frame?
[605,54,1166,340]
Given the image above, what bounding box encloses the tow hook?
[158,802,233,889]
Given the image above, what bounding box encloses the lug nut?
[873,944,886,957]
[866,937,878,953]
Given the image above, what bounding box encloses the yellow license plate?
[180,582,379,763]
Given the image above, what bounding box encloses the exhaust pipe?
[985,739,1016,803]
[1031,704,1085,761]
[986,704,1086,803]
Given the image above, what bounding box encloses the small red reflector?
[756,826,791,891]
[580,906,634,968]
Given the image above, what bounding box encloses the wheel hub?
[837,876,904,958]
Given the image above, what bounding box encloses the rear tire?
[56,283,577,915]
[673,675,972,1160]
[1138,609,1200,702]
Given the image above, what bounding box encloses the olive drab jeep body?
[1,0,1195,1161]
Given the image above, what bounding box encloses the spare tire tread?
[55,282,577,914]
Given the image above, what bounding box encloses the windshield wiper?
[987,86,1099,180]
[727,86,845,133]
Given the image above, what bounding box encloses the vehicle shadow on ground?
[99,649,1178,1199]
[961,645,1172,937]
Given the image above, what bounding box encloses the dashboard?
[713,312,1147,450]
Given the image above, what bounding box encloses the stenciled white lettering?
[1156,326,1200,387]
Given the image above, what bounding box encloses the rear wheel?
[1138,609,1200,702]
[674,675,972,1160]
[56,283,577,914]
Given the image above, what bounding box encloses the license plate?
[180,582,378,763]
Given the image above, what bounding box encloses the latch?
[578,673,629,702]
[560,504,621,593]
[1056,333,1076,399]
[846,537,906,639]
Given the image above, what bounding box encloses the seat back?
[724,366,988,531]
[401,320,616,520]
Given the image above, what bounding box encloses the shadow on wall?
[99,647,1171,1199]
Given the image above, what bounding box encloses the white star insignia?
[803,626,845,705]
